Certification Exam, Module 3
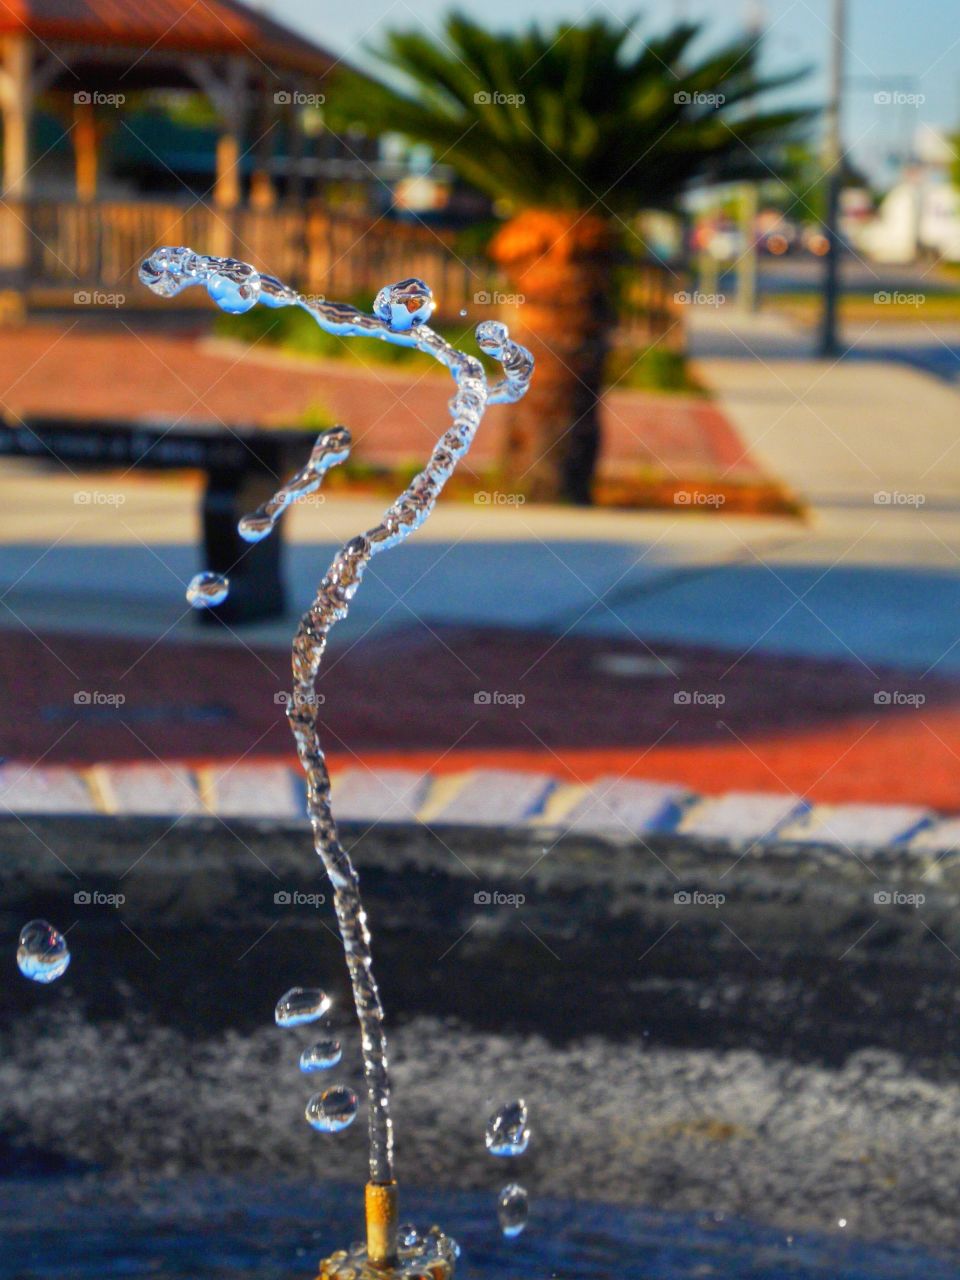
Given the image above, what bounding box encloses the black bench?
[0,415,320,624]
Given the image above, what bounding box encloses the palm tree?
[337,14,812,503]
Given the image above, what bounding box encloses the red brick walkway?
[5,623,959,811]
[0,325,762,483]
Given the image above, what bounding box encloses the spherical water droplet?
[397,1223,421,1249]
[459,308,468,318]
[207,267,261,314]
[17,919,70,983]
[237,513,273,543]
[276,987,331,1027]
[497,1183,528,1238]
[186,571,229,608]
[299,1037,342,1072]
[485,1098,530,1157]
[373,278,435,331]
[305,1085,358,1132]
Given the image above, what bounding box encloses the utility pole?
[738,0,765,314]
[819,0,846,356]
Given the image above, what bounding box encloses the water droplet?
[138,246,201,297]
[276,987,331,1027]
[300,1037,342,1072]
[373,278,435,331]
[305,1084,359,1132]
[485,1098,530,1156]
[497,1183,528,1238]
[206,262,262,314]
[17,919,70,983]
[458,308,468,317]
[838,1218,848,1229]
[475,319,509,357]
[186,571,229,608]
[397,1224,421,1249]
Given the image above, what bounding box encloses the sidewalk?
[3,310,960,815]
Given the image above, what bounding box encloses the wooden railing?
[0,199,682,346]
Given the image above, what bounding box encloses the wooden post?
[73,96,99,200]
[0,35,33,310]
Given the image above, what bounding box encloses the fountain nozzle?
[365,1180,399,1269]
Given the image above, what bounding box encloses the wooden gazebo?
[0,0,338,205]
[0,0,483,310]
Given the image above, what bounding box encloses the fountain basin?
[2,814,959,1273]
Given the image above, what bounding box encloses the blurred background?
[7,3,960,1276]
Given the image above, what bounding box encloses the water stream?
[139,248,533,1205]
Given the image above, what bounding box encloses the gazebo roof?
[0,0,338,78]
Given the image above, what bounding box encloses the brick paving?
[0,324,762,482]
[3,622,959,811]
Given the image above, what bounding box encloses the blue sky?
[271,0,960,184]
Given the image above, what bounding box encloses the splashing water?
[300,1038,343,1073]
[139,247,533,1200]
[485,1098,530,1157]
[186,571,229,609]
[275,987,331,1028]
[497,1184,529,1239]
[16,919,70,983]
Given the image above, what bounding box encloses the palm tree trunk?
[490,211,615,504]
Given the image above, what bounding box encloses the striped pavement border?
[0,759,955,854]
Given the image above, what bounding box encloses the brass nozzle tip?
[365,1180,399,1268]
